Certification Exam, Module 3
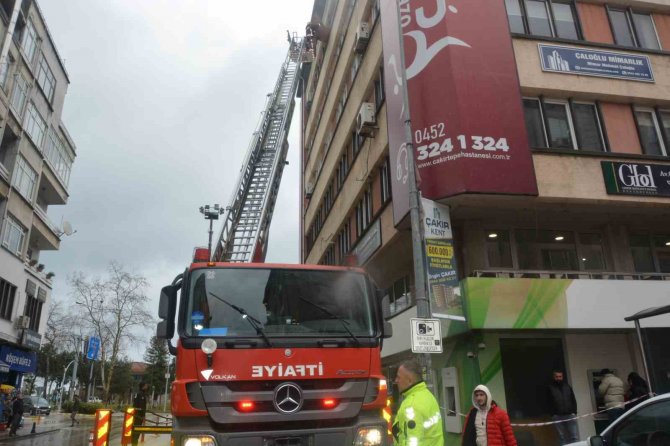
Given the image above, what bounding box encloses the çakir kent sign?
[601,161,670,197]
[539,44,654,82]
[381,0,538,226]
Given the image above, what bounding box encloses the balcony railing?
[0,161,9,182]
[471,269,670,281]
[34,205,61,237]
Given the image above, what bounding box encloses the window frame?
[570,101,606,152]
[606,6,661,50]
[0,277,16,321]
[11,155,37,202]
[24,102,47,149]
[629,233,670,274]
[508,0,582,40]
[543,99,577,150]
[634,107,668,157]
[36,53,56,102]
[2,215,27,256]
[10,71,28,115]
[20,19,38,63]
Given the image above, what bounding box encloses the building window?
[524,99,606,151]
[505,0,526,33]
[0,55,13,90]
[544,101,575,149]
[355,187,373,237]
[45,128,73,186]
[24,294,43,331]
[336,152,349,191]
[352,131,364,158]
[36,54,56,102]
[388,275,412,316]
[380,158,391,204]
[523,98,547,148]
[24,103,47,148]
[323,245,336,266]
[515,229,606,271]
[10,72,28,114]
[337,223,351,261]
[21,19,38,63]
[0,277,16,320]
[525,0,553,37]
[507,0,580,39]
[2,215,26,256]
[486,230,513,268]
[634,108,667,156]
[374,67,385,110]
[12,156,37,201]
[608,8,660,50]
[551,1,579,40]
[572,103,604,152]
[630,234,670,273]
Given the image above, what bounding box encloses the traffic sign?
[86,336,101,360]
[410,318,442,353]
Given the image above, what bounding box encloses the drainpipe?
[0,0,22,71]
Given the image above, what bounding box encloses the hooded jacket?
[392,381,444,446]
[462,385,517,446]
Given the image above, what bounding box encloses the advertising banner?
[421,198,465,323]
[381,0,538,225]
[539,44,654,82]
[602,161,670,197]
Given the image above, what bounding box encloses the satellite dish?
[62,221,75,236]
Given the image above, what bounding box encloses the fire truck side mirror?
[383,321,393,339]
[157,285,178,339]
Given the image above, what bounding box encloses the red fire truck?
[156,250,393,446]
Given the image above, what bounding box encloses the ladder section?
[213,36,304,263]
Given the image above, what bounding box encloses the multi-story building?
[300,0,670,443]
[0,0,75,388]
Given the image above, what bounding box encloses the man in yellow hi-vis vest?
[392,358,444,446]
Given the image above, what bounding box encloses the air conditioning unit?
[357,102,376,136]
[355,22,370,53]
[17,315,30,329]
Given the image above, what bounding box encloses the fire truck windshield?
[185,268,375,337]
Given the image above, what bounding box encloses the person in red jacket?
[462,384,517,446]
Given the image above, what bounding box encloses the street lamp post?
[68,338,82,402]
[163,361,171,413]
[199,204,224,257]
[58,359,75,411]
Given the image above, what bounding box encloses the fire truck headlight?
[183,436,216,446]
[354,426,383,446]
[201,338,217,355]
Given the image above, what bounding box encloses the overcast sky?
[40,0,314,360]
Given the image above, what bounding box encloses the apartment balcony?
[30,206,60,251]
[461,272,670,331]
[39,162,68,205]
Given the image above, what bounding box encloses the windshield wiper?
[207,292,272,347]
[295,296,360,347]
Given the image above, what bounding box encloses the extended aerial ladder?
[213,33,312,263]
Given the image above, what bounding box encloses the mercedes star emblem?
[273,382,303,414]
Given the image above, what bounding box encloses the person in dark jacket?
[547,370,579,445]
[625,372,650,409]
[132,382,149,446]
[8,393,23,437]
[462,384,517,446]
[70,394,80,426]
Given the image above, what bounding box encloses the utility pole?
[394,1,434,389]
[163,361,170,412]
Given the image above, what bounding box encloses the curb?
[0,428,60,443]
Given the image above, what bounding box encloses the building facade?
[0,0,75,388]
[300,0,670,443]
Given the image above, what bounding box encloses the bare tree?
[39,300,77,395]
[69,262,153,400]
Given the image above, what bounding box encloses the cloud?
[39,0,312,359]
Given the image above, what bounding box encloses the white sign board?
[410,318,443,353]
[421,198,452,240]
